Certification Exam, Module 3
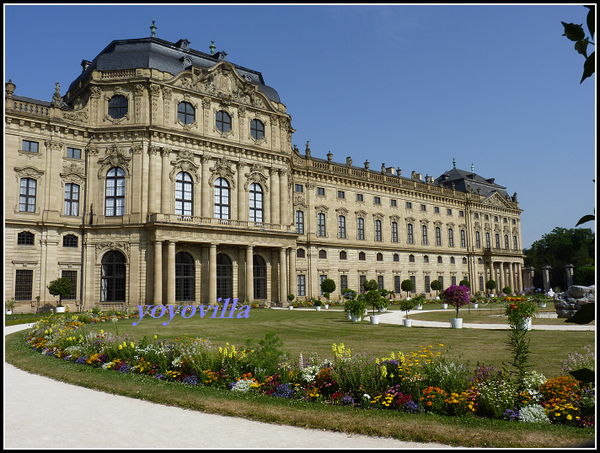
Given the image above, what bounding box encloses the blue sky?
[4,4,596,248]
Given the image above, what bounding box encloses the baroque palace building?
[4,31,527,313]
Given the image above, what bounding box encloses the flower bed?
[25,312,595,428]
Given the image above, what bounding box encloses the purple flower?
[182,375,198,385]
[75,357,87,364]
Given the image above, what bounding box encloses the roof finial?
[150,20,157,37]
[452,157,456,169]
[209,40,216,55]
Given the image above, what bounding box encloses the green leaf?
[574,38,589,57]
[585,5,595,38]
[562,22,586,41]
[575,214,595,226]
[580,51,595,83]
[569,367,596,384]
[565,302,595,324]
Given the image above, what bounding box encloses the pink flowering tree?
[442,285,471,318]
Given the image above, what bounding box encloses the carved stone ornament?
[209,157,236,187]
[15,166,44,181]
[45,139,64,152]
[95,241,130,262]
[315,205,329,214]
[97,144,131,177]
[60,162,86,185]
[170,152,200,182]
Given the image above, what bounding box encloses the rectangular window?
[394,275,401,294]
[406,201,412,209]
[356,193,363,202]
[390,199,397,207]
[359,275,367,293]
[317,187,325,196]
[479,276,484,292]
[459,211,464,217]
[438,276,444,290]
[434,206,440,213]
[15,269,33,301]
[374,196,381,204]
[19,178,37,212]
[64,183,80,216]
[392,222,398,243]
[317,213,326,237]
[375,220,382,241]
[296,210,304,234]
[357,218,365,240]
[295,184,304,192]
[425,276,431,293]
[421,204,426,211]
[447,208,452,216]
[62,270,78,300]
[337,190,345,199]
[22,140,39,153]
[297,275,306,297]
[338,216,346,238]
[340,274,348,293]
[451,276,457,286]
[319,275,327,295]
[377,275,384,291]
[410,276,416,293]
[66,147,82,159]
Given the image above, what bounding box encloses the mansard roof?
[66,36,280,103]
[434,167,509,198]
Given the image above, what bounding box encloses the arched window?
[101,250,126,302]
[64,183,80,216]
[214,178,230,219]
[296,210,305,234]
[377,252,383,261]
[476,231,481,248]
[392,222,398,242]
[249,183,263,223]
[175,172,193,216]
[409,254,415,263]
[216,110,231,133]
[108,95,128,119]
[317,213,326,237]
[448,228,454,247]
[339,251,347,260]
[63,234,78,248]
[105,168,125,216]
[495,234,501,249]
[460,230,466,247]
[338,215,346,238]
[177,101,195,125]
[19,178,37,212]
[422,225,428,245]
[17,231,34,245]
[318,249,327,259]
[250,119,265,140]
[393,253,400,262]
[359,251,366,260]
[504,235,510,250]
[462,257,468,264]
[437,255,443,264]
[297,248,306,258]
[435,227,441,246]
[407,223,414,244]
[513,236,518,251]
[175,252,195,301]
[216,253,232,300]
[486,232,491,249]
[424,255,429,263]
[357,218,365,240]
[253,255,267,299]
[375,219,382,241]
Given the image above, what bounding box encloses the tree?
[47,277,72,307]
[562,5,595,83]
[400,279,414,298]
[320,278,336,301]
[430,280,443,297]
[459,279,470,289]
[502,286,512,296]
[486,279,497,295]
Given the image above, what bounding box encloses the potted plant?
[401,279,414,299]
[342,288,357,320]
[345,295,366,322]
[47,277,72,313]
[412,293,426,310]
[6,298,16,315]
[362,279,384,324]
[320,278,336,309]
[314,298,323,311]
[431,279,443,300]
[506,298,538,330]
[287,294,295,309]
[399,298,415,327]
[443,284,471,328]
[486,279,497,297]
[502,286,512,297]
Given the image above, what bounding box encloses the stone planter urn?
[442,303,448,309]
[415,304,423,310]
[324,304,329,309]
[403,319,412,327]
[315,306,321,311]
[450,317,463,329]
[288,306,294,310]
[351,314,359,322]
[370,315,379,325]
[516,317,532,330]
[347,312,352,320]
[472,303,479,309]
[55,306,66,313]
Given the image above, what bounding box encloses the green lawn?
[89,307,593,379]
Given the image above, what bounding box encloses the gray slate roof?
[67,37,280,103]
[434,168,509,198]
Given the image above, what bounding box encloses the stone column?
[270,168,280,225]
[201,155,210,218]
[542,265,551,291]
[148,147,160,214]
[288,247,296,303]
[279,169,288,227]
[167,241,176,304]
[160,149,170,213]
[209,243,217,304]
[246,245,253,302]
[238,162,246,221]
[279,247,287,303]
[154,240,163,305]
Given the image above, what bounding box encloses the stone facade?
[4,35,525,313]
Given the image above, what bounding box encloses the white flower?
[519,404,551,424]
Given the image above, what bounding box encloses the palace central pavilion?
[4,31,527,312]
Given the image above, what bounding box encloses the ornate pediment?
[209,157,236,187]
[482,192,514,209]
[170,151,200,182]
[173,62,274,111]
[97,144,131,176]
